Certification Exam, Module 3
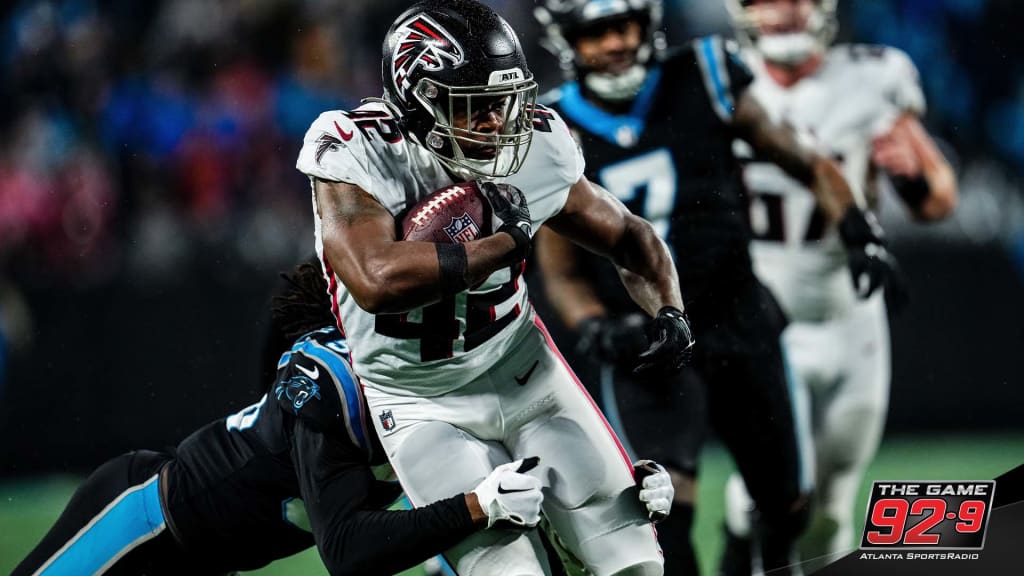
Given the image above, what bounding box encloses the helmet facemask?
[412,74,539,180]
[535,0,666,102]
[570,14,653,102]
[727,0,837,66]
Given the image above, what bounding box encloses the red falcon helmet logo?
[390,14,466,102]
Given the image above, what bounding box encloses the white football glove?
[471,457,543,529]
[634,460,674,522]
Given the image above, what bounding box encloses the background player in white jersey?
[724,0,959,566]
[296,1,695,574]
[529,1,907,574]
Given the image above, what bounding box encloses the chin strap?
[361,96,403,115]
[583,64,649,103]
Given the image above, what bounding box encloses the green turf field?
[2,433,1021,575]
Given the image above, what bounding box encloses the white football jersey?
[296,101,585,396]
[739,44,925,322]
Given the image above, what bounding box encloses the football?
[400,181,493,243]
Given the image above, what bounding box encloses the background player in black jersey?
[531,1,904,575]
[15,259,675,576]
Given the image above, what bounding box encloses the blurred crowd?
[1,0,1022,280]
[2,0,367,283]
[0,0,1023,385]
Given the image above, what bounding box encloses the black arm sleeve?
[891,174,931,210]
[291,419,479,576]
[723,38,755,101]
[685,36,755,126]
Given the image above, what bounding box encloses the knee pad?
[608,560,663,576]
[447,528,549,576]
[575,524,663,576]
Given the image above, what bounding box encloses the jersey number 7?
[599,148,677,243]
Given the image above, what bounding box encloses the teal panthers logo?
[275,375,321,414]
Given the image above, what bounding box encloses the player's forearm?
[910,124,958,221]
[807,156,857,222]
[324,233,517,314]
[612,216,684,316]
[882,115,956,221]
[916,164,957,221]
[315,495,479,576]
[748,126,816,189]
[735,93,854,221]
[753,135,856,221]
[736,92,815,186]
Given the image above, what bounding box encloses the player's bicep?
[315,179,396,244]
[732,91,815,184]
[315,179,398,298]
[545,176,631,258]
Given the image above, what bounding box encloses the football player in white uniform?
[724,0,958,567]
[295,1,693,575]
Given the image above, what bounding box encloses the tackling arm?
[315,179,519,314]
[732,90,856,222]
[291,421,485,576]
[292,419,552,576]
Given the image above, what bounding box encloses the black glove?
[576,313,649,367]
[479,181,532,262]
[633,307,695,378]
[837,207,910,312]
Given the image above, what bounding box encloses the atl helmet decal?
[391,13,466,102]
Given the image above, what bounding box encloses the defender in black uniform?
[13,261,546,576]
[532,1,899,574]
[16,260,674,575]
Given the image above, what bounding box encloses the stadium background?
[0,0,1021,574]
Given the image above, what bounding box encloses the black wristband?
[838,206,883,246]
[657,306,685,320]
[436,243,470,295]
[891,175,930,210]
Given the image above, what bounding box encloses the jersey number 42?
[374,262,524,361]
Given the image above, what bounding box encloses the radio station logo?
[861,481,995,549]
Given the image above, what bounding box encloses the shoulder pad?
[691,35,746,122]
[833,44,925,116]
[497,102,585,227]
[527,104,585,183]
[876,46,926,115]
[274,332,373,455]
[296,110,374,191]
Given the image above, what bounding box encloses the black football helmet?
[534,0,665,101]
[381,0,539,179]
